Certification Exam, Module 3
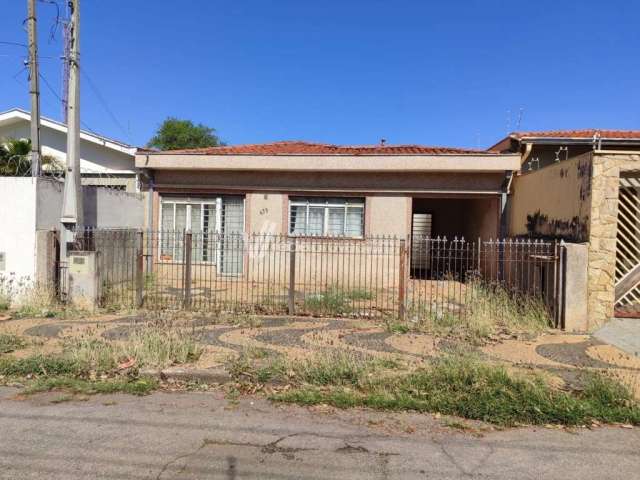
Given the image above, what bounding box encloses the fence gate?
[614,174,640,317]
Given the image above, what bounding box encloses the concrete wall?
[0,177,37,280]
[83,188,145,228]
[0,176,144,284]
[508,153,592,241]
[36,178,64,230]
[367,196,411,237]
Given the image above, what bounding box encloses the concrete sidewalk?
[595,318,640,356]
[0,387,638,479]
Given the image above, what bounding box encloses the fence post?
[183,231,193,309]
[288,237,296,315]
[135,230,144,308]
[398,238,407,321]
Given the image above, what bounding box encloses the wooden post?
[398,239,407,321]
[135,230,144,308]
[288,237,296,315]
[183,231,192,309]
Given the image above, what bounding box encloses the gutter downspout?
[519,142,533,170]
[500,142,526,237]
[500,170,514,238]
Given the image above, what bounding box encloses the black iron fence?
[68,229,564,327]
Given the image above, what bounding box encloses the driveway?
[0,387,638,479]
[595,318,640,357]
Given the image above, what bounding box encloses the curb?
[140,367,232,384]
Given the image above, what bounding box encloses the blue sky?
[1,0,639,148]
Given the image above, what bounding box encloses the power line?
[39,71,99,135]
[0,40,28,48]
[80,66,132,141]
[37,0,63,42]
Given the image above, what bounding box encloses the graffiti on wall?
[525,211,589,242]
[523,157,592,242]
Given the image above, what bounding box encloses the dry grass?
[64,324,204,371]
[404,280,550,343]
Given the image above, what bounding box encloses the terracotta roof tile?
[149,141,488,155]
[511,129,640,140]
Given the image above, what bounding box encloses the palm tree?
[0,138,62,176]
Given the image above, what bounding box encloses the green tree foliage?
[147,117,223,151]
[0,138,61,176]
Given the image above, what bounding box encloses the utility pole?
[27,0,42,177]
[60,0,82,273]
[61,2,71,122]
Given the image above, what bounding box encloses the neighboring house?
[136,141,519,274]
[494,129,640,327]
[490,129,640,171]
[0,108,138,192]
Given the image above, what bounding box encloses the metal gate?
[614,174,640,317]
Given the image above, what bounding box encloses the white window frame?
[288,197,365,238]
[159,196,231,265]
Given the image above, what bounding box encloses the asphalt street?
[0,387,638,479]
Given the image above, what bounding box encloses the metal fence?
[68,229,564,327]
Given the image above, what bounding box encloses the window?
[289,197,364,237]
[159,196,244,266]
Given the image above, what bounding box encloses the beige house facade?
[136,142,519,244]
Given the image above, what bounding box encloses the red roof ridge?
[145,140,491,155]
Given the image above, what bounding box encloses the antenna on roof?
[516,108,524,130]
[506,109,511,133]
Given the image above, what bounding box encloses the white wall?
[0,177,37,280]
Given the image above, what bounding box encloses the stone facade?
[587,152,640,329]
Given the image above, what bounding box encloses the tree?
[0,138,61,176]
[147,117,223,151]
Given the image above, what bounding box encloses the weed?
[296,350,366,386]
[65,325,203,370]
[227,348,286,383]
[126,326,203,367]
[63,338,118,373]
[0,354,85,377]
[0,334,25,354]
[386,322,410,334]
[344,288,374,301]
[403,280,550,343]
[24,376,158,396]
[301,286,375,316]
[271,355,640,427]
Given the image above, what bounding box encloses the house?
[136,140,520,242]
[495,130,640,328]
[0,108,138,192]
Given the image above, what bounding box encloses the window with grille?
[289,197,364,237]
[159,196,244,263]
